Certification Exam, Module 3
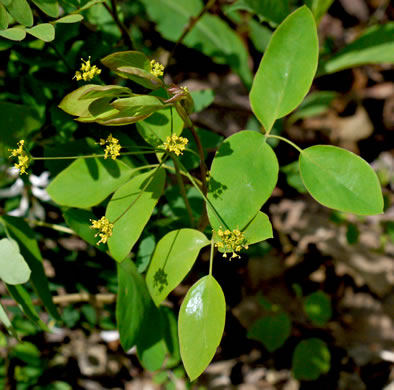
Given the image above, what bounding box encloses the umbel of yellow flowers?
[162,134,188,156]
[100,134,121,160]
[215,228,249,259]
[150,59,165,77]
[90,216,114,245]
[8,140,30,175]
[74,56,102,81]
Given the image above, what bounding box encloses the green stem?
[166,0,217,66]
[177,160,229,230]
[162,164,203,188]
[32,151,158,161]
[172,157,194,227]
[25,219,74,235]
[266,134,303,153]
[209,239,214,276]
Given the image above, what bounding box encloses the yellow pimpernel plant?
[90,216,114,245]
[214,228,249,259]
[73,56,102,81]
[150,59,165,77]
[8,140,30,175]
[162,134,188,156]
[100,134,122,160]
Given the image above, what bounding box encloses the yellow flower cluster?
[100,134,122,160]
[90,216,114,245]
[8,140,30,175]
[215,228,248,259]
[74,56,102,81]
[162,134,188,156]
[150,59,164,77]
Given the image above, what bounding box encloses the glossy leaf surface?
[207,131,278,231]
[179,275,226,380]
[250,6,318,132]
[146,229,210,306]
[107,168,166,262]
[299,145,383,215]
[47,158,133,208]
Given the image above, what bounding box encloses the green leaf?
[136,234,155,273]
[292,338,330,380]
[3,0,33,27]
[63,208,106,250]
[228,0,290,25]
[7,284,48,331]
[0,302,17,337]
[47,158,133,208]
[161,306,181,367]
[248,312,291,352]
[304,291,331,326]
[0,238,31,285]
[179,275,226,381]
[250,6,318,132]
[26,23,55,42]
[207,131,278,231]
[190,89,215,113]
[1,216,60,320]
[318,23,394,75]
[107,168,166,262]
[110,95,166,117]
[249,19,272,52]
[304,0,333,23]
[54,14,84,23]
[136,304,166,371]
[0,27,26,41]
[58,84,103,117]
[299,145,383,215]
[243,212,273,245]
[0,3,8,30]
[146,229,210,306]
[116,258,151,350]
[101,51,163,90]
[0,102,42,158]
[141,0,252,87]
[31,0,59,18]
[79,85,132,100]
[137,107,184,147]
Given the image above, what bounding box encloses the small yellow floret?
[214,227,248,260]
[8,140,30,175]
[90,216,114,245]
[150,59,165,77]
[73,56,102,82]
[162,134,188,156]
[99,134,122,160]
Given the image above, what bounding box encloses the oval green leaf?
[26,23,55,42]
[292,338,330,380]
[116,258,151,350]
[299,145,383,215]
[55,14,84,24]
[107,168,166,262]
[4,0,33,27]
[248,312,291,352]
[179,275,226,381]
[0,27,26,41]
[0,4,8,30]
[58,84,101,117]
[207,131,278,231]
[303,291,332,326]
[249,6,318,132]
[47,158,133,208]
[31,0,59,18]
[146,229,210,306]
[0,238,31,285]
